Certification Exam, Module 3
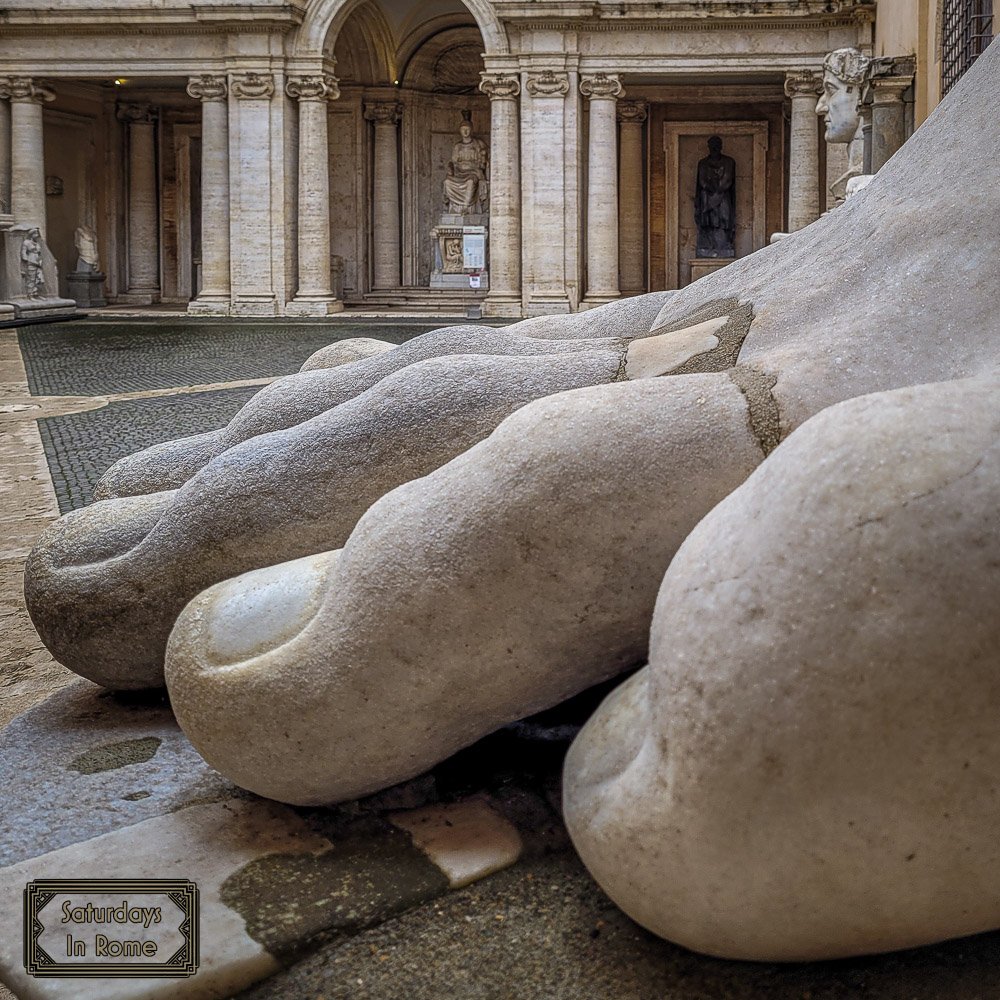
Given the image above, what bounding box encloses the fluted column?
[580,73,623,308]
[365,101,402,290]
[287,73,342,315]
[784,70,823,232]
[617,100,646,296]
[117,103,160,303]
[230,72,277,315]
[186,75,230,313]
[6,78,54,236]
[479,71,521,317]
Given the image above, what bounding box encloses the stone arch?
[293,0,509,58]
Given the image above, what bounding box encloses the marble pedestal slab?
[688,258,734,284]
[67,271,107,308]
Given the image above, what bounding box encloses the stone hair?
[823,47,871,86]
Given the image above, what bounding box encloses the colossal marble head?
[816,47,871,142]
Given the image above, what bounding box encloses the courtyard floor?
[2,317,999,999]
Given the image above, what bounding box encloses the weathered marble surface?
[165,373,762,803]
[166,42,1000,847]
[298,336,396,372]
[565,375,1000,961]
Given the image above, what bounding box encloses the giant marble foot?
[93,295,673,501]
[164,373,763,804]
[163,43,998,811]
[564,374,1000,961]
[27,321,728,690]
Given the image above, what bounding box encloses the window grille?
[941,0,994,94]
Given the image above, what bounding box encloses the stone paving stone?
[0,799,330,1000]
[36,386,262,513]
[389,798,524,889]
[235,850,1000,1000]
[16,320,456,397]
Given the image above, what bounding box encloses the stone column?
[117,103,160,303]
[522,69,573,315]
[479,71,521,317]
[6,78,54,235]
[784,70,823,233]
[186,75,230,314]
[0,85,11,219]
[286,74,342,315]
[230,72,277,315]
[365,101,402,290]
[617,100,646,296]
[580,73,623,308]
[870,76,911,172]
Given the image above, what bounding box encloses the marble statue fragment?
[23,40,1000,966]
[564,374,1000,962]
[160,40,1000,830]
[19,228,44,298]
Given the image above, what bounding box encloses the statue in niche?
[20,228,45,299]
[443,110,489,216]
[74,225,101,273]
[694,136,736,259]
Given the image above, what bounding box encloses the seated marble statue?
[443,111,488,216]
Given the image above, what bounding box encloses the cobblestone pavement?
[19,315,495,511]
[2,320,998,1000]
[17,317,458,396]
[39,386,262,512]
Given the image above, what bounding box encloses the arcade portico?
[0,1,913,317]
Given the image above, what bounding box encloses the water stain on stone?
[68,736,162,774]
[220,817,448,965]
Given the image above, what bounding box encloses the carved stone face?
[816,69,861,143]
[459,122,472,140]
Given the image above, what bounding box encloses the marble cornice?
[492,0,871,18]
[0,5,303,36]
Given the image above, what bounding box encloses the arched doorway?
[294,0,503,307]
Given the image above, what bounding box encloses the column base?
[116,290,159,306]
[524,293,571,317]
[579,293,621,311]
[231,297,279,317]
[481,292,522,318]
[188,296,232,316]
[285,296,344,317]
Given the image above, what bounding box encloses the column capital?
[617,99,647,124]
[117,103,157,125]
[2,77,55,104]
[525,70,570,99]
[580,72,623,101]
[479,72,520,101]
[784,70,823,99]
[230,72,275,101]
[364,100,402,125]
[870,75,913,105]
[186,74,228,102]
[286,74,340,102]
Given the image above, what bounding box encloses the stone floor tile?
[389,796,524,889]
[0,799,332,1000]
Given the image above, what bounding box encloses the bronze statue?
[694,136,736,258]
